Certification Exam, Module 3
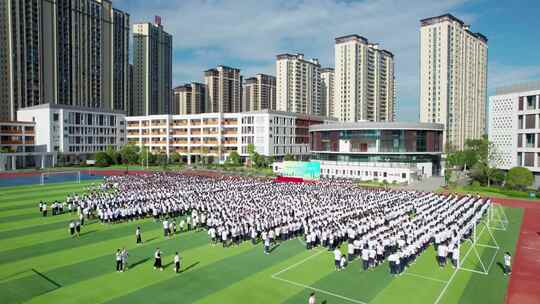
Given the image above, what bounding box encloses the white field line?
[435,237,476,304]
[271,249,368,304]
[403,272,448,284]
[272,276,368,304]
[271,249,325,278]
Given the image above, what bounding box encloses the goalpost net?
[40,171,81,185]
[457,201,506,275]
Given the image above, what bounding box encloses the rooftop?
[310,121,444,131]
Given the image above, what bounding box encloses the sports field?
[0,180,523,304]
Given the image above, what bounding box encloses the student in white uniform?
[174,252,181,273]
[340,255,347,270]
[264,237,270,255]
[69,221,75,237]
[437,243,448,267]
[503,252,512,276]
[361,248,370,271]
[347,242,355,262]
[308,292,316,304]
[333,248,342,271]
[136,226,142,244]
[163,219,169,238]
[121,247,129,271]
[115,249,123,272]
[154,248,163,271]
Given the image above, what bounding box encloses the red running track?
[493,198,540,304]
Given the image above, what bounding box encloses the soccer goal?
[457,202,503,275]
[40,171,81,185]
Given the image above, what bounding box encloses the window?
[526,134,535,148]
[53,113,59,122]
[527,95,537,110]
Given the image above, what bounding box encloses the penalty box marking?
[271,249,368,304]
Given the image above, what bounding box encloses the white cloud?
[117,0,474,120]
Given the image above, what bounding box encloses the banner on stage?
[280,161,321,180]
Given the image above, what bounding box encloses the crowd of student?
[57,173,490,275]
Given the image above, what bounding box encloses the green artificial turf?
[0,181,523,304]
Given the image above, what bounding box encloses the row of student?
[61,173,489,272]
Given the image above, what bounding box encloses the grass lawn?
[0,181,523,304]
[438,184,537,201]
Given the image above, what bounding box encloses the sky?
[116,0,540,122]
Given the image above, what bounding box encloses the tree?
[506,167,533,191]
[94,151,112,167]
[120,144,140,172]
[170,152,181,164]
[157,154,169,170]
[226,151,242,166]
[106,146,121,165]
[139,147,156,166]
[284,153,295,161]
[444,168,452,186]
[491,169,506,186]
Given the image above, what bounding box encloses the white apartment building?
[126,110,333,163]
[334,35,395,122]
[420,14,488,150]
[489,82,540,176]
[276,54,322,116]
[17,104,126,155]
[321,68,335,118]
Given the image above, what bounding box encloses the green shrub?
[506,167,533,191]
[95,152,112,167]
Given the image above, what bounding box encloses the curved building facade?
[309,122,444,182]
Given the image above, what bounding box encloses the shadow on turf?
[79,230,97,237]
[180,261,199,273]
[145,236,158,243]
[269,244,280,253]
[496,262,506,274]
[131,257,151,269]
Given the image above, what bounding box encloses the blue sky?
[116,0,540,122]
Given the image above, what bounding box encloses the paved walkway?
[401,176,444,192]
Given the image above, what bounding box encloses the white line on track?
[521,246,540,251]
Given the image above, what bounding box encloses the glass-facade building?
[310,122,444,175]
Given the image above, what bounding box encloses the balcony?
[203,140,219,145]
[0,140,23,145]
[223,129,237,135]
[171,130,188,136]
[223,140,238,145]
[203,129,219,135]
[222,119,238,125]
[151,120,167,126]
[190,120,201,125]
[203,119,219,125]
[172,120,188,126]
[150,141,168,145]
[172,140,189,145]
[191,129,202,135]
